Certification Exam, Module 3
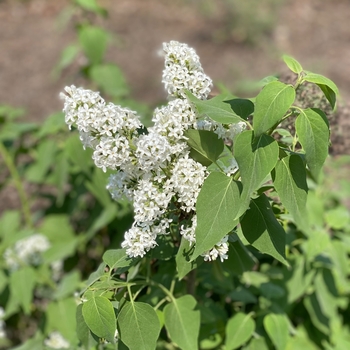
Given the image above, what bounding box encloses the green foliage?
[1,8,350,348]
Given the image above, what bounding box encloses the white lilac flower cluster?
[4,234,63,278]
[61,41,245,262]
[44,331,70,349]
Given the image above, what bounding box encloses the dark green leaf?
[225,98,254,120]
[296,108,330,180]
[193,172,242,259]
[253,81,295,136]
[164,295,200,350]
[272,155,308,231]
[222,239,256,275]
[240,194,287,265]
[82,296,116,343]
[185,129,224,166]
[117,301,160,350]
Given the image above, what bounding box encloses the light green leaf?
[9,266,36,314]
[303,72,339,109]
[295,108,329,180]
[234,130,279,207]
[103,249,133,271]
[117,301,160,350]
[53,45,79,78]
[193,172,242,259]
[85,168,112,207]
[272,155,308,231]
[225,312,255,349]
[75,0,106,15]
[176,238,198,280]
[325,206,350,230]
[185,129,224,166]
[240,194,287,265]
[82,296,116,343]
[253,81,295,136]
[46,298,77,342]
[54,271,81,300]
[164,295,200,350]
[25,139,57,183]
[264,313,289,350]
[90,64,129,98]
[186,91,245,124]
[78,25,109,64]
[283,55,303,74]
[76,304,99,350]
[243,337,269,350]
[304,294,329,335]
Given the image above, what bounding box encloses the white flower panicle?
[44,331,70,349]
[162,41,212,99]
[169,154,207,212]
[61,41,247,260]
[202,235,229,262]
[4,234,50,271]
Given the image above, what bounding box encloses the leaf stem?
[0,142,33,228]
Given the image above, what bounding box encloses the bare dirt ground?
[0,0,349,153]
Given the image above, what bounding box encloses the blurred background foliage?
[0,0,349,349]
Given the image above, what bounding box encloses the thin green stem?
[0,142,33,228]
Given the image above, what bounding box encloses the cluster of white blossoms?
[4,234,50,270]
[4,234,63,279]
[61,41,244,262]
[44,331,70,349]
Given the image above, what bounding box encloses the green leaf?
[185,129,224,166]
[82,296,116,343]
[103,249,133,271]
[225,312,255,349]
[78,25,109,64]
[234,130,279,205]
[164,295,200,350]
[272,155,308,231]
[325,206,350,229]
[53,45,79,78]
[225,98,254,120]
[295,108,329,180]
[117,300,160,350]
[76,304,99,350]
[37,112,66,137]
[75,0,107,15]
[186,91,245,124]
[253,81,295,136]
[90,64,129,98]
[193,172,242,259]
[176,238,198,280]
[222,238,256,275]
[240,194,287,265]
[85,168,112,207]
[283,55,303,74]
[303,72,339,109]
[264,313,289,350]
[46,298,77,342]
[304,294,329,335]
[243,337,269,350]
[54,271,81,300]
[9,266,36,314]
[25,139,57,183]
